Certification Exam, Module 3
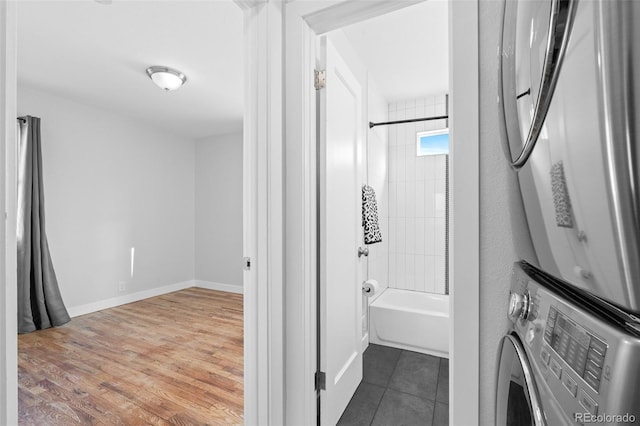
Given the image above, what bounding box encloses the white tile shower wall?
[388,95,448,294]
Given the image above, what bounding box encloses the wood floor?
[18,288,243,426]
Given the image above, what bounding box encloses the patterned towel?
[362,185,382,244]
[550,161,574,228]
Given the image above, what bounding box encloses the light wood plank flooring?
[18,288,243,425]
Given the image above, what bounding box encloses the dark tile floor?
[337,344,449,426]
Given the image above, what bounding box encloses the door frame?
[0,1,18,423]
[235,0,284,424]
[0,1,281,424]
[283,1,480,425]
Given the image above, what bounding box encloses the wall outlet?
[118,281,126,292]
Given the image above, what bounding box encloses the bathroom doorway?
[283,0,479,424]
[318,3,450,423]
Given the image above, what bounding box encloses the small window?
[417,129,449,156]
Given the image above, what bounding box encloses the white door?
[318,37,365,426]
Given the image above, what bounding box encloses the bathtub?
[369,288,449,358]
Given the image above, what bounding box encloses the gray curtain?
[17,116,70,333]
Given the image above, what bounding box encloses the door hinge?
[243,257,251,271]
[315,371,326,391]
[314,70,326,90]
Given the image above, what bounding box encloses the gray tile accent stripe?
[445,154,449,295]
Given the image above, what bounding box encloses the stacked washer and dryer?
[497,0,640,424]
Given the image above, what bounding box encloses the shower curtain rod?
[368,114,449,129]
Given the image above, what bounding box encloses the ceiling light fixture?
[145,66,187,91]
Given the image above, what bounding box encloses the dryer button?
[540,350,550,365]
[550,358,562,379]
[583,370,601,392]
[562,374,577,397]
[579,390,598,415]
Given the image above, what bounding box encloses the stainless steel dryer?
[499,0,640,313]
[497,262,640,425]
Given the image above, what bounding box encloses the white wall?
[365,75,388,343]
[17,85,196,311]
[328,31,389,346]
[329,31,390,291]
[366,78,389,291]
[388,95,448,294]
[195,132,243,287]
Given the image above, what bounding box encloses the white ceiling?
[17,0,243,140]
[342,0,449,103]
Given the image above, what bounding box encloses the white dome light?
[145,66,187,91]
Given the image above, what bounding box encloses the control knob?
[508,291,531,321]
[525,327,536,344]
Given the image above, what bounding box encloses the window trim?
[416,127,450,156]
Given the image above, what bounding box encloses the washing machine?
[496,262,640,425]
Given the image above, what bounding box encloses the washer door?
[496,334,546,426]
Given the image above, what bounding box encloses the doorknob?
[358,247,369,257]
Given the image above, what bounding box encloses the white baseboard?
[193,280,243,294]
[67,279,243,318]
[67,280,194,318]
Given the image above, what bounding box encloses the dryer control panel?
[544,307,607,393]
[509,262,640,424]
